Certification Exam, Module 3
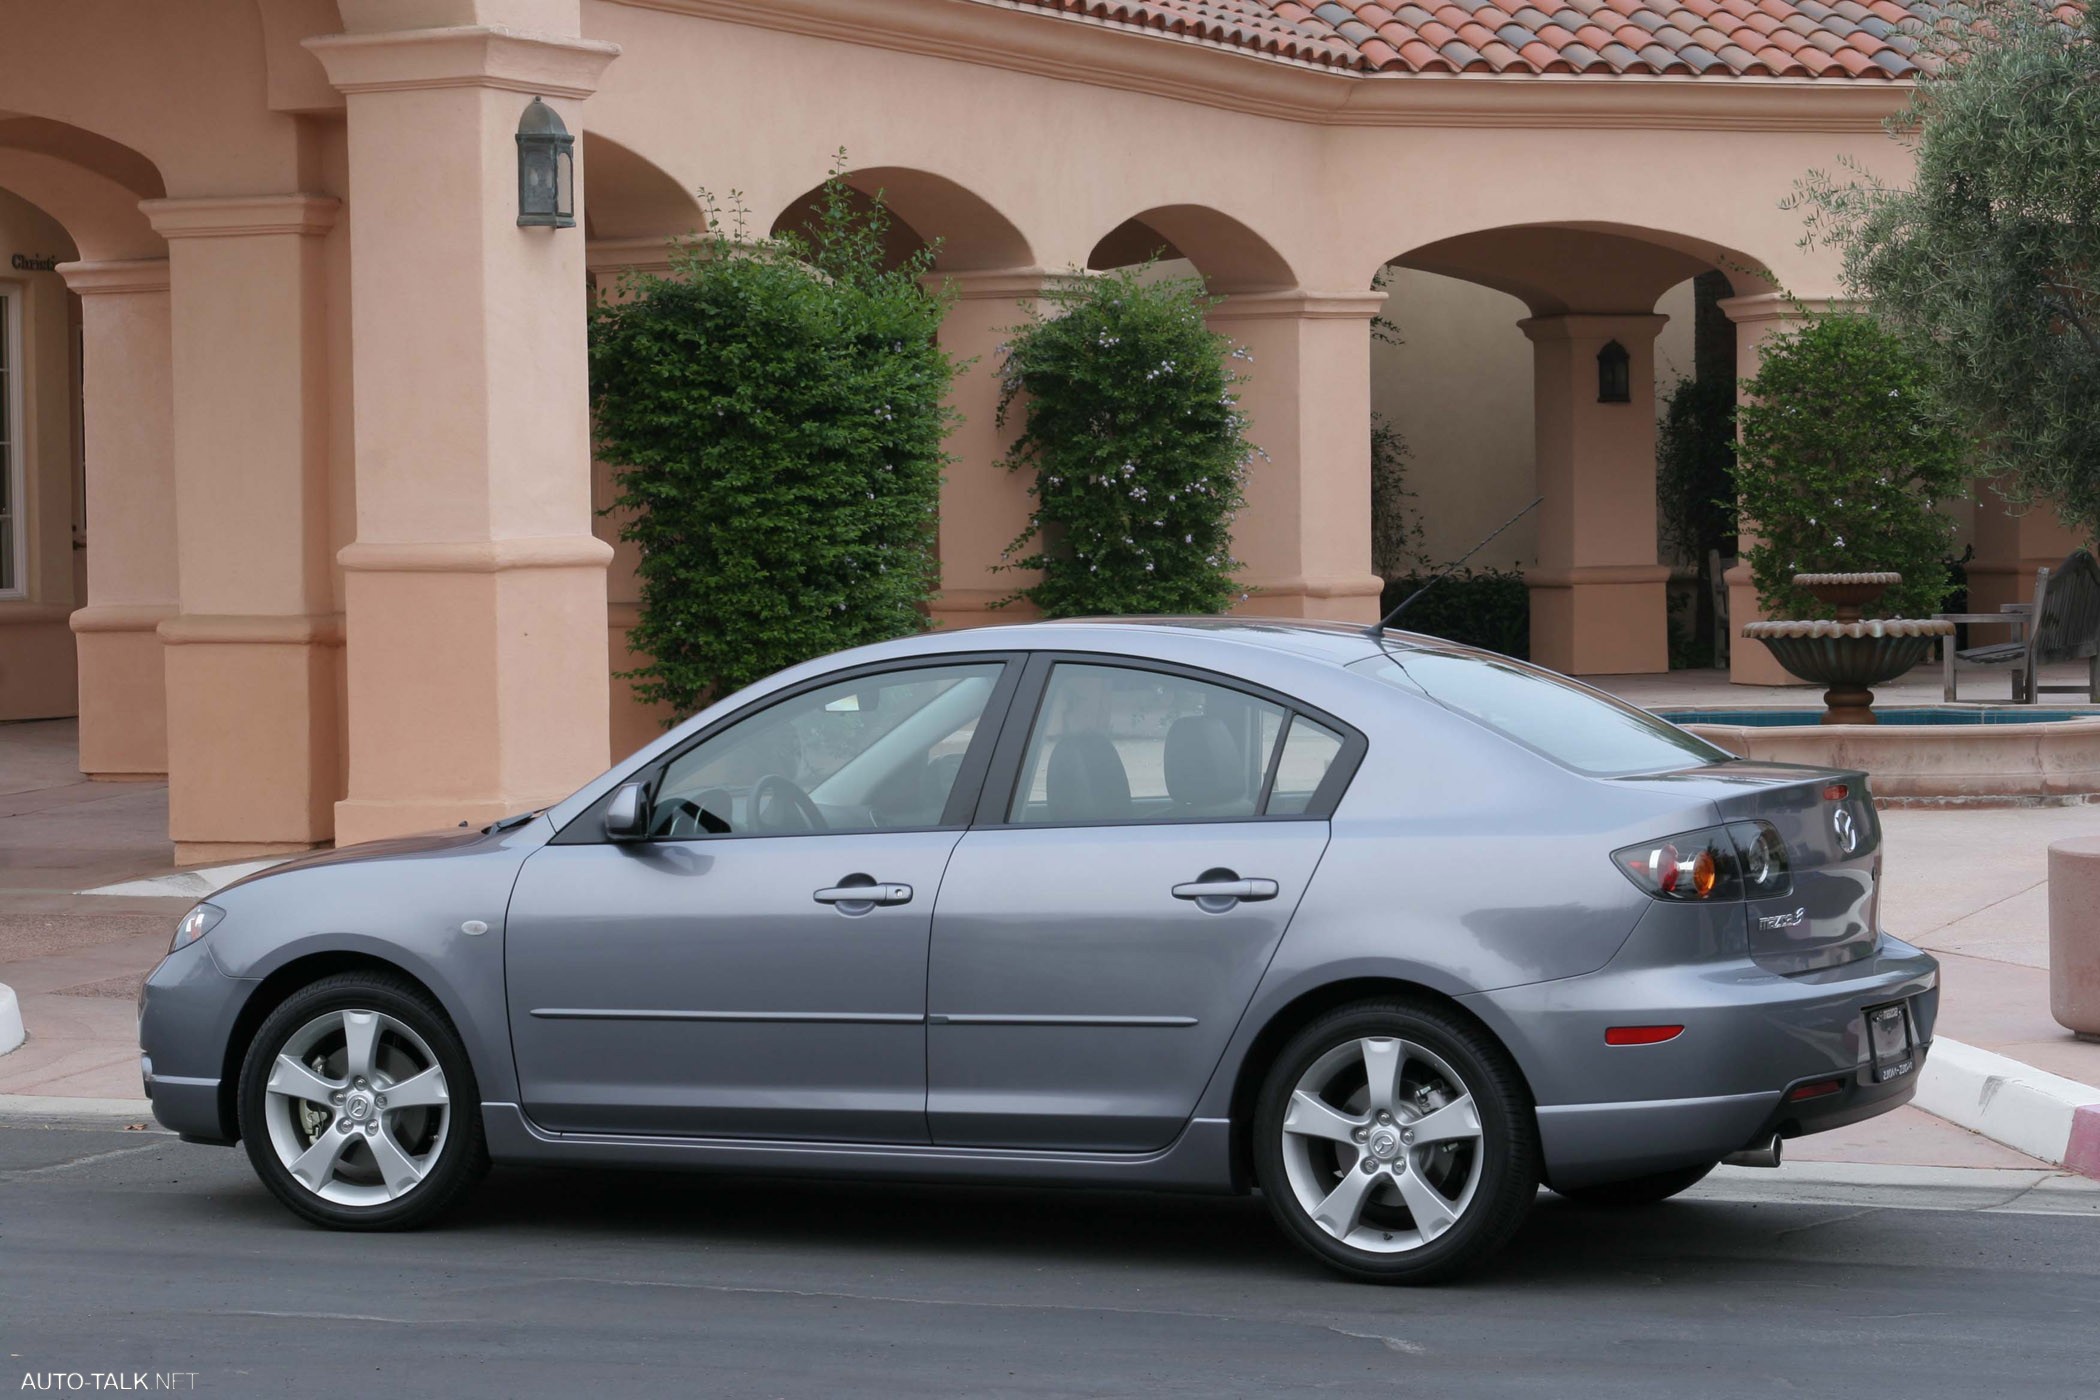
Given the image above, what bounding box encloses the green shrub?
[996,267,1251,616]
[1731,313,1967,620]
[1379,568,1530,659]
[1656,372,1738,570]
[589,181,955,717]
[1370,413,1428,580]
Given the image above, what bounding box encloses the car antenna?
[1365,495,1543,638]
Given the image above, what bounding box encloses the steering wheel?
[652,788,737,838]
[750,773,827,834]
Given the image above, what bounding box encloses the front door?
[927,659,1357,1151]
[507,658,1014,1142]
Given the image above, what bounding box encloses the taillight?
[1612,821,1790,902]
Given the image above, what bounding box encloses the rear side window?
[1266,716,1345,815]
[1356,648,1729,777]
[1010,664,1287,824]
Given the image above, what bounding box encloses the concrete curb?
[1917,1036,2100,1180]
[0,983,21,1057]
[0,1092,154,1121]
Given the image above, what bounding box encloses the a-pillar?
[1969,493,2092,616]
[1518,313,1671,675]
[309,22,618,843]
[1205,290,1386,623]
[1719,293,1850,685]
[587,236,678,761]
[59,258,176,780]
[141,198,343,863]
[928,268,1050,629]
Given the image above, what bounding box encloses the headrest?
[1164,714,1245,811]
[1045,732,1131,821]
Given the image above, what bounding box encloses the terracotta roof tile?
[993,0,1946,77]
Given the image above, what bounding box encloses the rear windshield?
[1354,646,1731,777]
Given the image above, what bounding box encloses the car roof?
[890,616,1410,668]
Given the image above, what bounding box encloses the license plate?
[1866,1001,1915,1083]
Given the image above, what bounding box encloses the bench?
[1939,548,2100,703]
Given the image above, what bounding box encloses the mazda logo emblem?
[1832,807,1858,855]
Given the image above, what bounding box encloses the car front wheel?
[237,971,487,1230]
[1253,999,1539,1283]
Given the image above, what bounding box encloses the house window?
[1596,339,1631,404]
[0,287,19,596]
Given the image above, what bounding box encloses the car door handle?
[1171,877,1278,903]
[814,882,913,907]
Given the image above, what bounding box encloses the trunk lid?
[1621,763,1881,975]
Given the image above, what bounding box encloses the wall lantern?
[516,96,575,229]
[1596,339,1631,404]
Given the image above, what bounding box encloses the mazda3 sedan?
[138,620,1938,1282]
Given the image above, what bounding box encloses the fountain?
[1740,572,1954,725]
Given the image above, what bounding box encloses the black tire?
[1252,997,1539,1284]
[238,971,488,1230]
[1551,1162,1715,1207]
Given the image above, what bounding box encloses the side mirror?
[604,782,649,842]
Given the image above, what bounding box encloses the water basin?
[1653,706,2100,804]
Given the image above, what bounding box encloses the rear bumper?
[1462,933,1939,1190]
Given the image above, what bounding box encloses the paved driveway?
[4,1117,2097,1399]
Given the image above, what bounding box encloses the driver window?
[650,663,1004,838]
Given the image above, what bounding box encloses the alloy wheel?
[260,1007,452,1207]
[1276,1034,1485,1254]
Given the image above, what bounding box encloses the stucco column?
[929,268,1050,629]
[586,237,678,760]
[309,24,620,843]
[1719,293,1852,686]
[1969,493,2091,616]
[59,258,176,779]
[1519,313,1671,675]
[1205,290,1387,623]
[141,199,344,862]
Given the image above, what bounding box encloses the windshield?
[1354,645,1731,777]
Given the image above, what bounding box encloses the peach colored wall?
[61,258,176,777]
[1370,273,1696,576]
[311,20,618,845]
[0,188,81,721]
[1,0,1920,855]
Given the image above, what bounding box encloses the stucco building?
[0,0,2084,862]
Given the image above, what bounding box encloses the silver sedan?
[138,620,1938,1282]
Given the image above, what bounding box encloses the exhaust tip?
[1720,1133,1784,1169]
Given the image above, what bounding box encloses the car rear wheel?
[1552,1162,1715,1207]
[1253,998,1539,1284]
[238,971,487,1230]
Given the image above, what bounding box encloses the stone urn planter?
[1740,572,1954,725]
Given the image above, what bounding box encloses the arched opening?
[1087,204,1296,294]
[1372,223,1772,677]
[768,167,1033,274]
[0,117,171,772]
[582,131,709,250]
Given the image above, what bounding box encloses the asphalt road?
[4,1118,2098,1399]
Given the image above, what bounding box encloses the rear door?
[925,657,1362,1151]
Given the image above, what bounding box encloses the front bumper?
[136,938,251,1144]
[1461,932,1939,1190]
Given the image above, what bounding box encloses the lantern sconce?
[516,96,575,229]
[1596,339,1631,404]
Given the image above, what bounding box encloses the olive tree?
[1797,3,2100,542]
